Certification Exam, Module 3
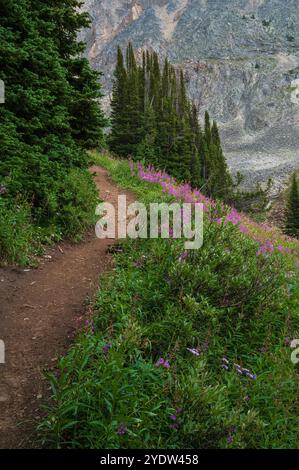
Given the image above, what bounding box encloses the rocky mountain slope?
[79,0,299,193]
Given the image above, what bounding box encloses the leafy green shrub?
[0,167,99,264]
[0,198,35,265]
[54,169,99,240]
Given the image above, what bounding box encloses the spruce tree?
[201,114,232,198]
[156,62,179,176]
[109,47,129,156]
[125,43,142,155]
[190,105,202,188]
[285,174,299,238]
[0,0,106,220]
[211,120,221,146]
[209,121,232,198]
[201,111,212,182]
[67,58,107,149]
[204,111,212,146]
[33,0,107,149]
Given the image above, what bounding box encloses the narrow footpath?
[0,166,135,448]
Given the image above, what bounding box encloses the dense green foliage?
[0,0,106,263]
[39,154,299,449]
[109,44,232,199]
[285,173,299,238]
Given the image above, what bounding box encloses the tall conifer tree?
[109,47,129,156]
[285,174,299,238]
[0,0,106,223]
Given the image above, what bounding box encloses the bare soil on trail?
[0,166,135,449]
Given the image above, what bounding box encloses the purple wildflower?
[133,259,144,268]
[155,357,165,367]
[225,209,241,226]
[155,358,171,369]
[102,343,112,354]
[256,240,274,256]
[187,347,200,356]
[178,250,188,262]
[132,162,299,264]
[170,423,180,430]
[115,423,127,436]
[239,224,248,234]
[247,373,257,380]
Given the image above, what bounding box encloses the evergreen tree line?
[109,43,232,199]
[0,0,106,229]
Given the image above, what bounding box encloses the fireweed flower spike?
[225,208,242,226]
[239,224,248,234]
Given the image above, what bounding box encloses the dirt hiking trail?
[0,166,135,449]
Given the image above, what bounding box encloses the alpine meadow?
[0,0,298,456]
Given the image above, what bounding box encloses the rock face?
[80,0,299,193]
